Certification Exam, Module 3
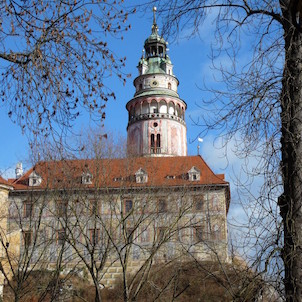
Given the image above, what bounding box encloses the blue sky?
[0,8,217,175]
[0,6,280,261]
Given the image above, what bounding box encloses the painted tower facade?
[126,9,187,157]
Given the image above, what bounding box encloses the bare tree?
[138,0,302,301]
[0,182,70,302]
[0,0,132,142]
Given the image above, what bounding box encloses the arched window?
[168,82,172,89]
[139,83,142,90]
[151,134,155,149]
[156,134,161,148]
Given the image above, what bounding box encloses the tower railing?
[128,113,186,126]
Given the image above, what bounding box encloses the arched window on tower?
[168,82,172,90]
[159,46,163,57]
[151,134,161,154]
[151,134,155,153]
[156,134,161,154]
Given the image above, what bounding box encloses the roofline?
[0,183,14,191]
[10,182,229,195]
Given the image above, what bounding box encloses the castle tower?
[126,7,187,157]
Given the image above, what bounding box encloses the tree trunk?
[280,8,302,301]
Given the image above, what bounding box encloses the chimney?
[15,162,23,179]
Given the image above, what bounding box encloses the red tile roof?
[11,155,228,190]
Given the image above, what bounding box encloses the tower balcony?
[127,112,186,127]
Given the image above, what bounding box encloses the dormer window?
[135,168,148,183]
[188,166,200,182]
[29,171,42,187]
[82,172,92,185]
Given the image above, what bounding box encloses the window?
[135,168,148,183]
[57,201,68,217]
[89,229,100,244]
[90,200,99,216]
[168,82,171,89]
[158,227,167,242]
[194,227,203,242]
[140,228,149,243]
[123,200,133,214]
[188,166,201,181]
[57,230,66,245]
[156,134,161,148]
[151,133,161,154]
[28,171,42,186]
[23,201,33,218]
[158,199,167,213]
[151,134,155,149]
[126,227,134,242]
[212,225,221,241]
[82,172,92,185]
[194,197,204,211]
[23,231,32,247]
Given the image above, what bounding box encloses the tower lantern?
[126,9,187,157]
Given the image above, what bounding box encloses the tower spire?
[152,6,158,34]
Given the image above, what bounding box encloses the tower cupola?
[126,8,187,157]
[144,7,167,58]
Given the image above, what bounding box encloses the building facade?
[0,10,230,293]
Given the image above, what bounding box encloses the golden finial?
[153,6,157,25]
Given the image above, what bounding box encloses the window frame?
[90,199,99,216]
[23,230,32,248]
[89,228,101,245]
[193,196,204,212]
[123,199,133,214]
[157,227,167,242]
[23,200,33,218]
[126,227,135,242]
[57,200,68,217]
[57,230,66,245]
[194,226,204,242]
[157,199,167,213]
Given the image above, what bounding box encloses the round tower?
[126,7,187,157]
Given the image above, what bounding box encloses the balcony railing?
[151,147,161,154]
